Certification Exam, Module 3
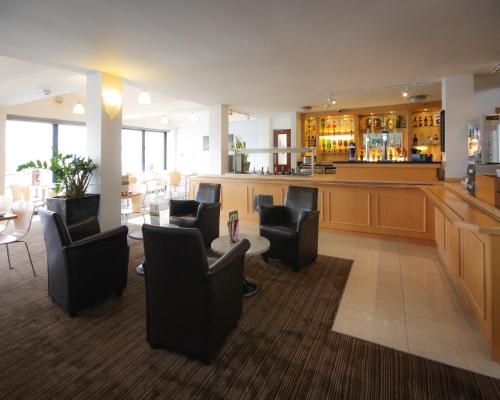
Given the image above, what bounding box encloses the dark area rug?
[0,222,499,399]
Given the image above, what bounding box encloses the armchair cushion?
[169,199,199,217]
[258,205,288,225]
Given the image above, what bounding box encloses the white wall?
[174,123,210,174]
[0,108,5,195]
[475,88,500,115]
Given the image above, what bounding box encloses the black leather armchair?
[258,186,319,270]
[142,224,250,363]
[38,210,129,316]
[169,183,221,246]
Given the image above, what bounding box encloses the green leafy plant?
[234,136,248,164]
[17,151,97,199]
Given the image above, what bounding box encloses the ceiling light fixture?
[72,102,85,115]
[42,88,51,96]
[160,115,169,124]
[188,112,197,122]
[402,88,409,98]
[138,90,151,105]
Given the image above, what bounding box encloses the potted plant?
[234,136,250,173]
[17,151,99,225]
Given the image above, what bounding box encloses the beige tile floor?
[140,215,500,379]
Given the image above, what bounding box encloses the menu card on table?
[228,210,239,243]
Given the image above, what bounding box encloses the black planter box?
[46,194,100,225]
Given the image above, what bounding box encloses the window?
[145,131,165,172]
[5,120,53,187]
[58,124,87,157]
[121,129,143,174]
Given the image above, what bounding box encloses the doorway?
[273,129,291,173]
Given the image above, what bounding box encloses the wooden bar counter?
[189,168,438,244]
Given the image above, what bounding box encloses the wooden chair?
[0,196,12,234]
[10,185,30,201]
[169,171,182,199]
[0,200,36,275]
[121,192,149,225]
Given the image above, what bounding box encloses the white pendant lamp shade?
[73,102,85,115]
[138,90,152,105]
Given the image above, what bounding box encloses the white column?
[442,74,475,179]
[86,72,123,230]
[208,105,229,174]
[0,108,5,195]
[290,112,301,169]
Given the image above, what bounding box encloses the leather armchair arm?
[297,210,320,233]
[65,225,129,252]
[169,199,199,216]
[207,238,250,277]
[258,205,288,225]
[67,217,101,242]
[196,202,221,219]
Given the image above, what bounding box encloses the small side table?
[128,224,178,275]
[211,234,270,297]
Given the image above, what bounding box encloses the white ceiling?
[0,0,499,115]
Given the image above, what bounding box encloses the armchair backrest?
[284,186,318,223]
[39,209,72,249]
[142,225,209,326]
[196,183,221,204]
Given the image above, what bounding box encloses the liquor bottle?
[402,116,407,128]
[402,147,407,160]
[418,116,423,127]
[395,114,401,128]
[433,133,439,144]
[381,116,386,129]
[420,133,425,145]
[413,117,417,128]
[424,116,428,126]
[427,133,432,145]
[436,114,440,125]
[320,118,325,134]
[429,115,434,127]
[387,118,394,130]
[412,134,418,146]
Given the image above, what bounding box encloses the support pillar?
[0,108,5,195]
[208,105,229,174]
[86,72,123,230]
[442,74,475,179]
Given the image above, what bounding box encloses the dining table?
[0,213,17,222]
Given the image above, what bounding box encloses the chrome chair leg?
[22,241,36,276]
[5,243,12,269]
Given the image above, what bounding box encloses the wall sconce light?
[102,90,122,119]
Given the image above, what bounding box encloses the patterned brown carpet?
[0,220,499,399]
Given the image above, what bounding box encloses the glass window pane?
[145,131,165,172]
[5,120,53,188]
[58,124,87,157]
[122,129,143,174]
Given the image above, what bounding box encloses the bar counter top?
[191,173,440,186]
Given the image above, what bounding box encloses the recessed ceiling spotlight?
[424,108,428,112]
[42,88,51,96]
[402,88,409,98]
[72,102,85,115]
[370,112,374,115]
[390,110,394,114]
[138,90,151,105]
[160,115,169,124]
[331,99,337,105]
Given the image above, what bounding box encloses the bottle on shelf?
[402,116,407,128]
[433,133,439,144]
[429,115,434,127]
[402,147,407,160]
[424,116,428,126]
[387,118,394,130]
[395,114,401,129]
[426,133,432,145]
[413,117,418,128]
[420,133,425,145]
[418,116,423,127]
[436,113,440,125]
[320,118,325,134]
[412,134,418,146]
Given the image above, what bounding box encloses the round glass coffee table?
[128,224,178,275]
[211,234,270,297]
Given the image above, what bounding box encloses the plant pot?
[46,194,100,225]
[242,162,250,173]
